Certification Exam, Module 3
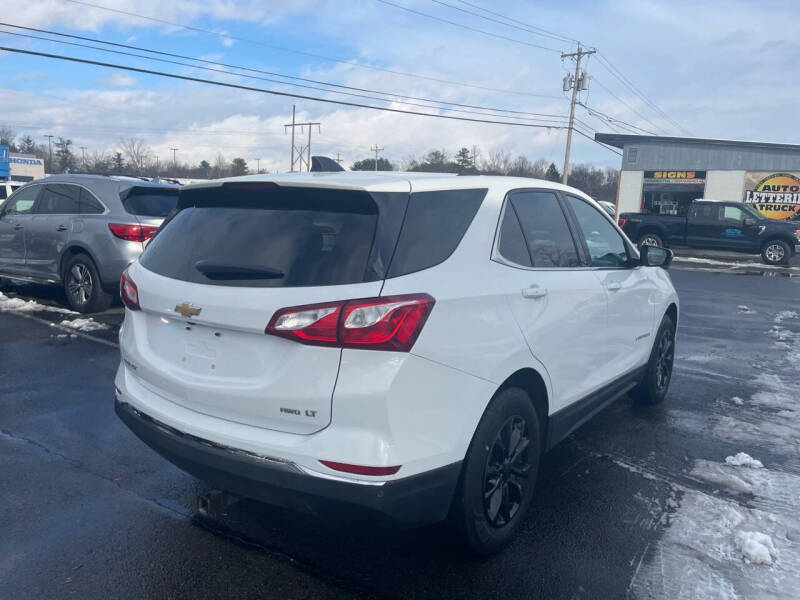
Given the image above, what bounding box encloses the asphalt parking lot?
[2,262,799,599]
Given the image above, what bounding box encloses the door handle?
[56,224,69,231]
[522,285,547,299]
[606,282,622,292]
[13,223,24,230]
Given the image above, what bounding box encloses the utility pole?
[80,146,87,171]
[284,105,321,172]
[43,134,54,172]
[170,147,179,174]
[155,155,159,176]
[560,44,595,185]
[334,152,342,165]
[256,158,261,174]
[370,144,384,172]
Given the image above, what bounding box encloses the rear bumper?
[115,399,461,526]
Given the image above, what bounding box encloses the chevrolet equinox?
[115,172,678,554]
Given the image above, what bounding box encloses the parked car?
[0,181,23,206]
[597,200,616,217]
[619,200,800,265]
[115,172,678,554]
[0,174,179,312]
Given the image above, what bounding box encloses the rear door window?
[387,189,486,277]
[36,184,82,214]
[121,186,179,217]
[509,191,580,268]
[141,185,388,287]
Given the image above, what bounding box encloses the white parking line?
[5,310,120,349]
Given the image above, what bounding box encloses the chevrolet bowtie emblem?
[174,302,202,318]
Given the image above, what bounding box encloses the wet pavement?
[1,266,798,599]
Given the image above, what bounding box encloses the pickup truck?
[619,200,800,265]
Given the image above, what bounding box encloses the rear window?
[141,183,486,287]
[121,186,179,217]
[141,185,389,287]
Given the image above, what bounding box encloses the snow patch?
[0,292,77,315]
[59,318,109,332]
[736,531,776,565]
[774,310,798,323]
[725,452,763,468]
[731,396,744,406]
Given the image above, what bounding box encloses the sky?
[0,0,799,173]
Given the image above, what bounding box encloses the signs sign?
[643,171,707,184]
[743,172,800,220]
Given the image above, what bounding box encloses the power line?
[426,1,688,137]
[0,27,569,126]
[591,76,668,135]
[455,0,579,44]
[62,0,563,100]
[374,0,562,52]
[578,102,657,136]
[0,22,568,120]
[0,45,577,131]
[426,0,576,44]
[595,53,690,136]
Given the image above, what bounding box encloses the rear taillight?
[109,223,158,242]
[266,293,435,352]
[120,268,140,311]
[617,217,628,228]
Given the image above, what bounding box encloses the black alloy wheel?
[483,415,532,527]
[631,314,676,405]
[451,387,541,554]
[654,326,674,393]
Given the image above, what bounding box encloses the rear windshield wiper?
[194,261,285,280]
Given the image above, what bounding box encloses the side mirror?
[744,217,756,226]
[640,244,673,268]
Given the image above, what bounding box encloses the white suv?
[115,172,678,553]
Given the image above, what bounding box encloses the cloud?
[100,72,136,88]
[2,0,800,173]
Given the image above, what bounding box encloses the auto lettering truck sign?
[743,172,800,220]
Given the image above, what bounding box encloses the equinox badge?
[174,302,202,318]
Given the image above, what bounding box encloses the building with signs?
[595,133,800,222]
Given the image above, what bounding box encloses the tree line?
[1,125,619,202]
[0,125,251,179]
[352,147,619,203]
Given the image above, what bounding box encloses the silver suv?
[0,174,178,312]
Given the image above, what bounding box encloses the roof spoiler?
[310,156,345,172]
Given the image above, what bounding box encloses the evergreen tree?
[54,137,75,172]
[230,157,249,176]
[351,157,394,171]
[544,162,561,182]
[455,147,473,171]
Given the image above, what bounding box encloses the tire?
[631,314,675,405]
[451,387,541,555]
[761,239,790,266]
[63,254,112,314]
[638,232,663,249]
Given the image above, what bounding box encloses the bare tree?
[0,125,17,151]
[118,138,151,173]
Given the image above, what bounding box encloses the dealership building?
[595,133,800,221]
